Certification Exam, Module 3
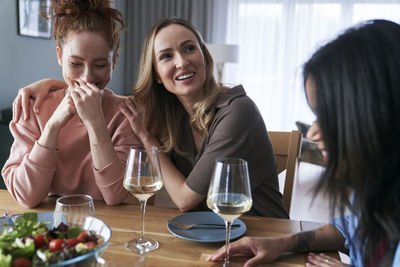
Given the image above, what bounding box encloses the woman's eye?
[184,45,195,53]
[70,62,82,67]
[160,53,172,61]
[96,64,107,68]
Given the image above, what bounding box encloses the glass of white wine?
[123,146,163,253]
[207,158,253,266]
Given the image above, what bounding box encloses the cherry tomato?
[49,238,65,252]
[11,258,31,267]
[34,234,49,248]
[66,238,80,248]
[84,241,97,250]
[77,232,89,242]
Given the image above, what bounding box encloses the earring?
[156,79,162,84]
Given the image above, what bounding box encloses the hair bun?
[53,0,110,18]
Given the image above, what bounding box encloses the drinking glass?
[123,146,163,253]
[207,158,253,266]
[54,194,96,226]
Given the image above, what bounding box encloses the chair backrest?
[268,130,302,214]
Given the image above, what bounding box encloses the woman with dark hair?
[2,0,139,208]
[11,18,288,218]
[207,19,400,266]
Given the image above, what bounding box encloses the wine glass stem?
[224,220,232,266]
[139,199,147,241]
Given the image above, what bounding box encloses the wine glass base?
[125,238,159,253]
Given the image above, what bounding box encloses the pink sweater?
[2,88,139,208]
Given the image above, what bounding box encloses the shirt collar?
[216,84,246,108]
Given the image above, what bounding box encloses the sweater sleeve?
[1,115,58,208]
[93,113,140,205]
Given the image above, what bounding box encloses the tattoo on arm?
[290,231,316,252]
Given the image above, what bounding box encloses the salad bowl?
[0,211,111,267]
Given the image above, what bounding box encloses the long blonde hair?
[134,18,226,154]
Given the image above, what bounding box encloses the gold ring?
[324,259,330,263]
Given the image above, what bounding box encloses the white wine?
[207,193,252,222]
[123,176,163,202]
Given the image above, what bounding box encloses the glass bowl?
[0,211,111,267]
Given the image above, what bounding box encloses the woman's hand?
[306,253,350,267]
[46,91,76,130]
[70,82,104,128]
[120,96,155,145]
[13,79,66,122]
[69,82,117,171]
[38,91,75,150]
[206,236,287,267]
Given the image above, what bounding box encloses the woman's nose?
[175,53,189,68]
[306,121,326,151]
[306,121,321,142]
[81,67,96,83]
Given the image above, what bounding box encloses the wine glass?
[54,194,96,226]
[123,146,163,253]
[207,158,253,266]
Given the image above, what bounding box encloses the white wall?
[0,0,127,119]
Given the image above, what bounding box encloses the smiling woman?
[1,0,139,208]
[11,17,288,219]
[118,18,288,218]
[153,24,207,107]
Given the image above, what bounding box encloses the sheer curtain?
[222,0,400,130]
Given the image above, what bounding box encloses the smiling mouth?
[176,73,195,81]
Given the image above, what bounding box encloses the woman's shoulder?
[210,85,265,135]
[217,84,257,114]
[101,88,128,113]
[102,88,127,104]
[101,88,129,121]
[45,88,64,101]
[394,241,400,266]
[31,88,64,114]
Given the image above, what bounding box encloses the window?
[222,0,400,130]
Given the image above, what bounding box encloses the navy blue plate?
[167,211,246,242]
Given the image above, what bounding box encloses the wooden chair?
[268,130,302,214]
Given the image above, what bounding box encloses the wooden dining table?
[0,189,339,266]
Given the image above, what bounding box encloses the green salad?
[0,212,100,267]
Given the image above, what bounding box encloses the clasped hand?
[48,81,103,130]
[120,96,149,141]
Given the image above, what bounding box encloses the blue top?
[331,214,400,266]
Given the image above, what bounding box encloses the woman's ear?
[113,52,119,69]
[154,70,162,84]
[56,46,62,66]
